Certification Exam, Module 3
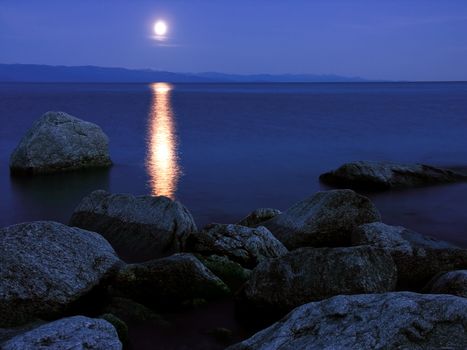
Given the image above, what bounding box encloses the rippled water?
[1,82,467,248]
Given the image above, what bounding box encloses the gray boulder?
[236,208,282,227]
[69,190,197,262]
[424,270,467,298]
[262,189,381,249]
[237,246,396,319]
[186,224,288,268]
[112,253,229,307]
[320,161,467,190]
[0,221,121,327]
[352,222,467,289]
[227,292,467,350]
[10,111,112,174]
[1,316,121,350]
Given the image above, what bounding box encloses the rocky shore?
[1,112,467,349]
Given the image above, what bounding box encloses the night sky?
[1,0,467,80]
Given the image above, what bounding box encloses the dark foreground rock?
[236,208,282,227]
[112,253,229,308]
[424,270,467,298]
[0,221,121,327]
[9,111,112,174]
[320,161,467,190]
[262,189,381,249]
[185,224,288,268]
[228,292,467,350]
[352,222,467,289]
[70,190,197,262]
[1,316,122,350]
[237,246,396,321]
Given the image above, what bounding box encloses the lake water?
[1,82,467,349]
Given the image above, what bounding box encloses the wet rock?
[320,161,467,190]
[10,111,112,174]
[103,297,167,324]
[70,190,197,262]
[227,292,467,350]
[352,222,467,289]
[262,189,381,249]
[424,270,467,298]
[112,253,229,308]
[186,224,287,268]
[1,316,121,350]
[99,314,128,343]
[0,221,121,327]
[236,208,282,227]
[237,245,396,321]
[198,255,252,291]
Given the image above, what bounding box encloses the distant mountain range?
[0,64,368,83]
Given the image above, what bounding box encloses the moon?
[154,21,168,36]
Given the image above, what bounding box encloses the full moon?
[154,21,168,36]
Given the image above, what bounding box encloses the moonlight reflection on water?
[147,82,180,199]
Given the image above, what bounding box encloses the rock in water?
[236,208,282,227]
[237,246,396,320]
[185,223,288,268]
[112,253,229,308]
[262,189,381,249]
[0,221,121,327]
[69,190,197,262]
[352,222,467,289]
[320,161,467,190]
[1,316,122,350]
[227,292,467,350]
[9,111,112,174]
[424,270,467,298]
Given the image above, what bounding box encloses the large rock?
[0,221,121,327]
[227,292,467,350]
[10,111,112,174]
[424,270,467,298]
[237,246,396,321]
[262,189,381,249]
[185,224,288,268]
[352,222,467,289]
[236,208,282,227]
[70,190,197,262]
[112,253,229,308]
[320,161,467,190]
[1,316,121,350]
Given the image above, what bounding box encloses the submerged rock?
[69,190,197,262]
[185,224,288,268]
[9,111,112,174]
[262,189,381,249]
[320,161,467,190]
[237,245,396,321]
[0,221,121,327]
[352,222,467,289]
[112,253,229,308]
[227,292,467,350]
[236,208,282,227]
[424,270,467,298]
[1,316,122,350]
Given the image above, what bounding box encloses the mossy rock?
[198,254,252,291]
[104,297,168,325]
[99,313,128,343]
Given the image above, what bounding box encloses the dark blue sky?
[1,0,467,80]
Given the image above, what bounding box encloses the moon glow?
[154,21,168,36]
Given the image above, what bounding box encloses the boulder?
[69,190,197,262]
[320,161,467,190]
[198,255,252,291]
[236,208,282,227]
[237,246,396,321]
[112,253,229,308]
[185,224,288,268]
[0,221,121,327]
[262,189,381,249]
[424,270,467,298]
[227,292,467,350]
[10,111,112,174]
[352,222,467,289]
[1,316,121,350]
